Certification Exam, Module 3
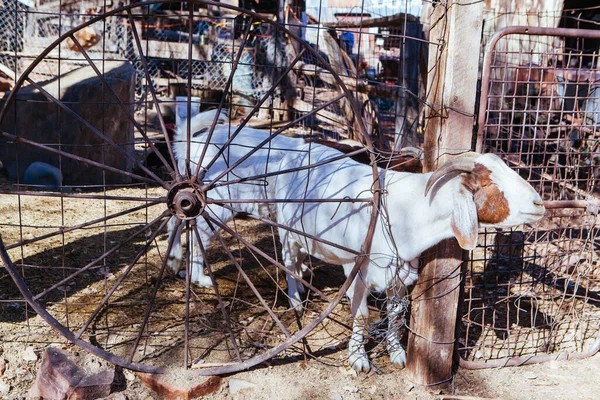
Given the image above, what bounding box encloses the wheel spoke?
[226,222,300,312]
[211,146,369,189]
[204,93,346,188]
[184,221,191,368]
[33,209,171,301]
[182,5,196,178]
[202,215,292,338]
[1,129,157,185]
[190,233,369,376]
[217,203,362,256]
[5,200,162,251]
[75,216,171,339]
[203,214,331,303]
[128,216,181,363]
[67,32,175,176]
[126,9,179,179]
[206,197,372,205]
[191,221,242,362]
[0,190,165,202]
[196,47,307,180]
[192,17,256,174]
[22,78,167,187]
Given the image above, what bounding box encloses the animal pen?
[0,0,598,393]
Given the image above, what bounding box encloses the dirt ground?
[0,135,598,400]
[1,186,599,400]
[185,354,600,400]
[1,182,599,400]
[0,334,598,399]
[0,189,600,400]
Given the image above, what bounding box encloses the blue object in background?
[139,0,162,11]
[301,12,308,42]
[367,67,377,81]
[23,161,62,191]
[340,31,355,54]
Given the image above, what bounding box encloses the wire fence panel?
[0,0,410,382]
[461,26,600,366]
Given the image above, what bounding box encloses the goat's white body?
[273,145,466,370]
[167,112,293,285]
[274,143,466,287]
[169,110,545,372]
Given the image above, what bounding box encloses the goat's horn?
[399,146,424,160]
[424,152,480,196]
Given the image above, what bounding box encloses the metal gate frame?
[461,26,600,369]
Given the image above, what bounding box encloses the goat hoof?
[288,297,304,312]
[167,256,182,274]
[300,263,309,274]
[192,275,214,288]
[348,353,371,373]
[388,348,407,368]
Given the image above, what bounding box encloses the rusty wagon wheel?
[361,99,386,150]
[0,1,380,376]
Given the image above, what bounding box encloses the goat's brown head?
[425,152,545,250]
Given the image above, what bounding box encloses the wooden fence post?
[406,1,483,391]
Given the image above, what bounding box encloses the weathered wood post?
[406,1,483,391]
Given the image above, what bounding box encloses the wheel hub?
[167,182,206,220]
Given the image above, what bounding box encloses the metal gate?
[460,26,600,368]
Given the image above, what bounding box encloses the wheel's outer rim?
[0,0,382,376]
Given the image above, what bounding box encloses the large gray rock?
[0,61,135,187]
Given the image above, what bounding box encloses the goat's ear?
[451,191,478,250]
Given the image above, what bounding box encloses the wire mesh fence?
[2,2,598,395]
[0,0,430,147]
[462,25,600,366]
[0,0,431,382]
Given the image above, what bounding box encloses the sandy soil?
[0,334,598,399]
[0,141,598,400]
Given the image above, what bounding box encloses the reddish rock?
[0,76,12,91]
[69,370,115,400]
[136,372,222,400]
[28,347,114,400]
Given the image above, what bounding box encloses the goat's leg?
[186,206,237,287]
[346,273,371,372]
[385,259,419,368]
[298,247,309,275]
[188,218,215,288]
[281,236,307,310]
[169,206,235,288]
[167,216,184,275]
[385,285,408,368]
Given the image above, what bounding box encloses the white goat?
[166,109,295,286]
[168,110,545,373]
[274,143,545,372]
